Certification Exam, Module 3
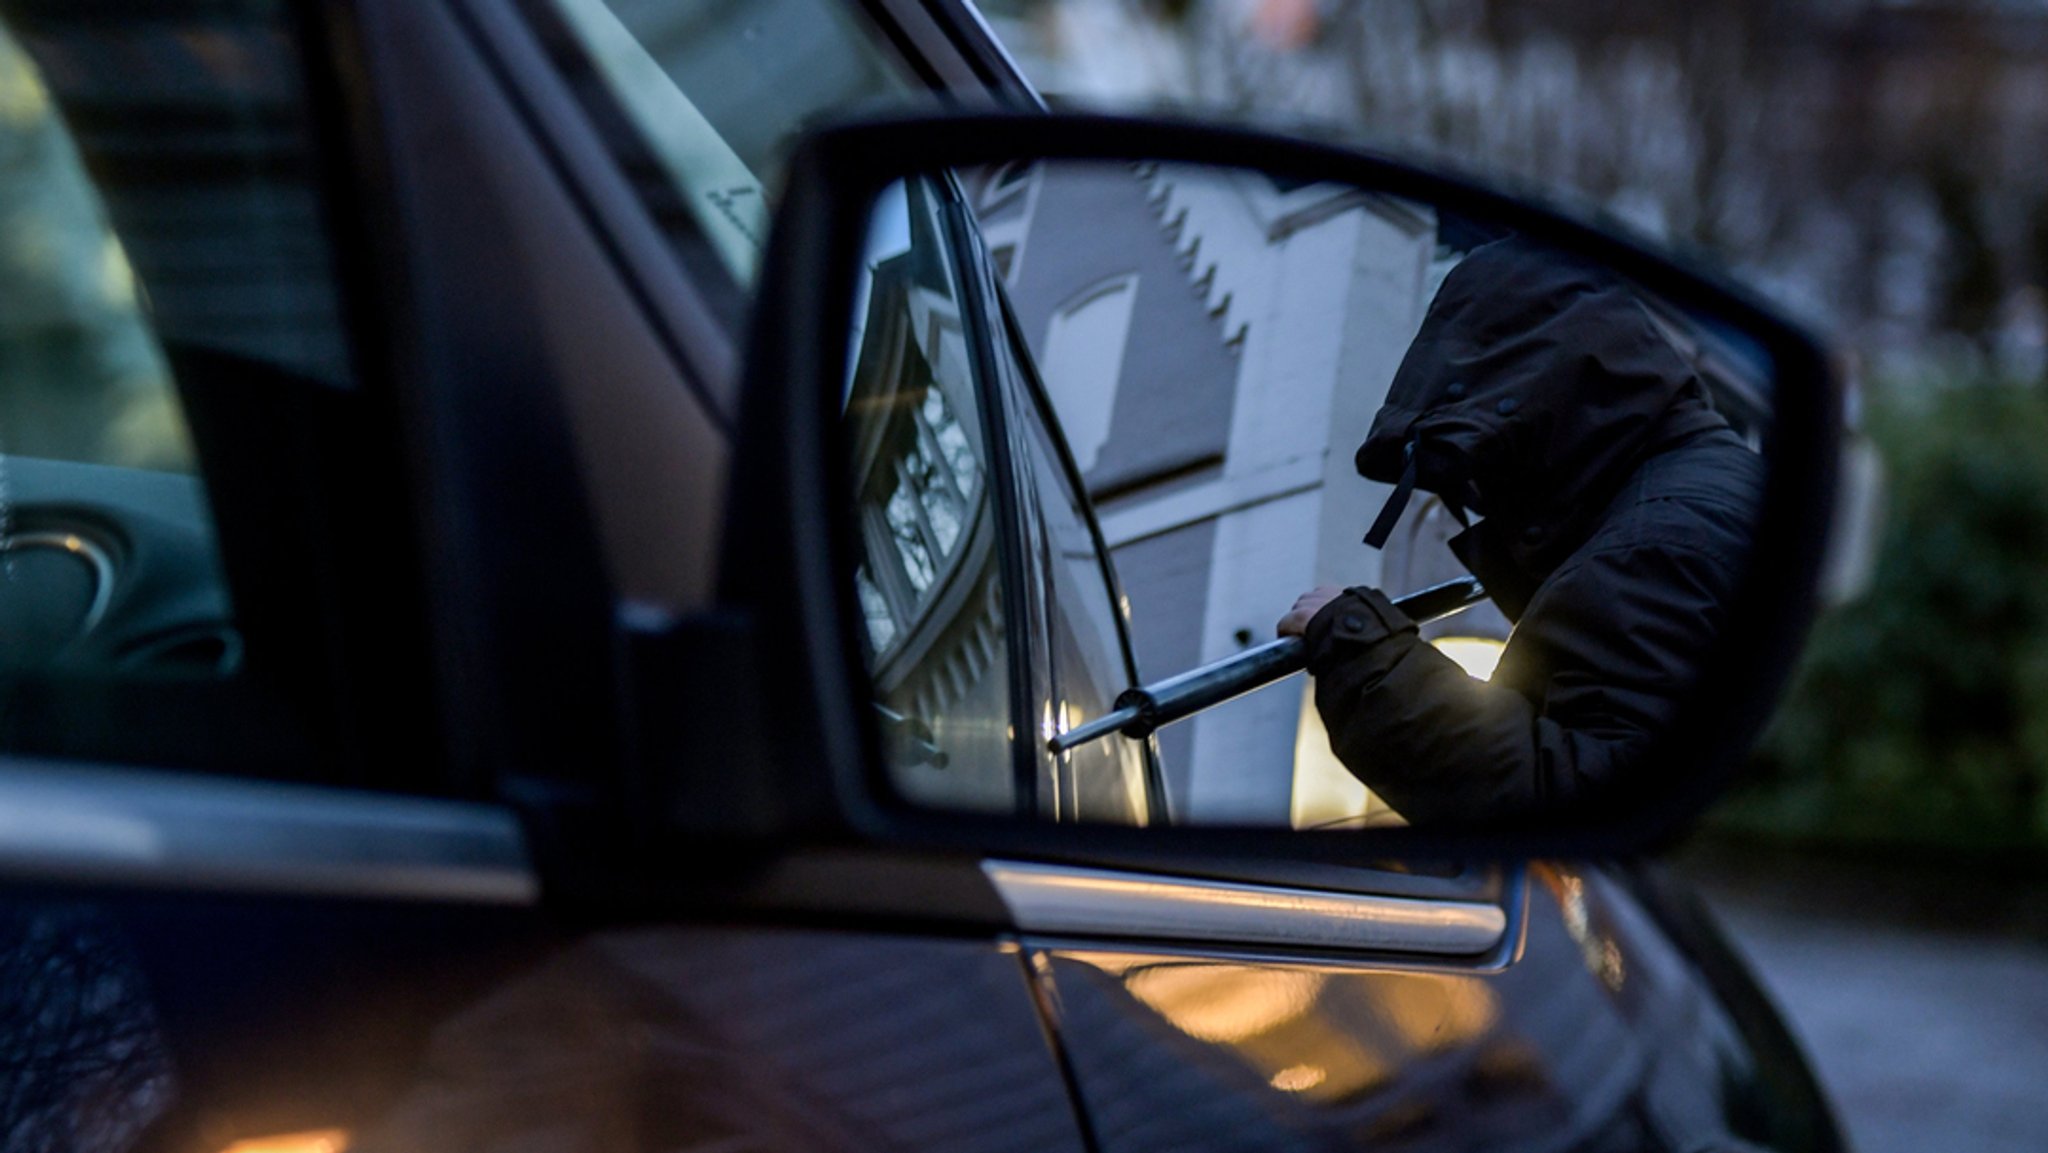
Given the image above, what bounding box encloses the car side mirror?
[719,112,1838,861]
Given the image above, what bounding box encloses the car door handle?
[984,860,1507,956]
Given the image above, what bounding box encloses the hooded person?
[1275,235,1764,827]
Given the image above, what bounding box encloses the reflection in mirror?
[844,178,1015,814]
[845,160,1772,830]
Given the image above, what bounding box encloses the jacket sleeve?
[1303,541,1734,827]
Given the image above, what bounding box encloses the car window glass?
[0,32,188,475]
[0,0,354,769]
[846,178,1016,813]
[1012,357,1153,825]
[542,0,911,296]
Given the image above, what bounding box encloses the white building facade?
[976,161,1494,827]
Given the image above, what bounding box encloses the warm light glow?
[1099,955,1401,1102]
[218,1132,350,1153]
[1371,975,1501,1052]
[1291,683,1373,828]
[1599,939,1627,991]
[1126,965,1325,1043]
[1292,682,1414,830]
[1270,1063,1327,1092]
[1431,636,1505,681]
[1536,864,1626,991]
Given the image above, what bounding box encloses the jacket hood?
[1356,237,1725,569]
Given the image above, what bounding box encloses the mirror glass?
[840,159,1774,830]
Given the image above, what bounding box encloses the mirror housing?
[720,111,1839,862]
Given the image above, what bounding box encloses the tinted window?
[0,0,362,774]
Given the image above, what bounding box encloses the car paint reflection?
[1028,864,1771,1152]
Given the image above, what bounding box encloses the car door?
[0,2,1091,1151]
[942,166,1836,1153]
[1011,860,1806,1153]
[0,4,557,1148]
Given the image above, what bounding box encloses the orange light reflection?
[1098,957,1502,1105]
[218,1132,350,1153]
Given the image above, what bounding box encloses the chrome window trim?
[862,0,1035,100]
[0,758,538,905]
[931,0,1047,108]
[985,860,1507,955]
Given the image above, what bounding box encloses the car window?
[846,178,1017,814]
[0,41,188,475]
[537,0,913,313]
[1011,354,1155,825]
[0,0,360,774]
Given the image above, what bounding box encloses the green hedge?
[1727,376,2048,852]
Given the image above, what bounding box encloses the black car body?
[0,1,1842,1151]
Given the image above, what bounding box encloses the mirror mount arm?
[1049,576,1487,755]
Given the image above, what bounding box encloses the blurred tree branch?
[1089,0,2048,373]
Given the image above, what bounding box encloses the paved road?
[1676,848,2048,1153]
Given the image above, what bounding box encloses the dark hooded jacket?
[1302,237,1764,827]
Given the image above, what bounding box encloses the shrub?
[1730,375,2048,851]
